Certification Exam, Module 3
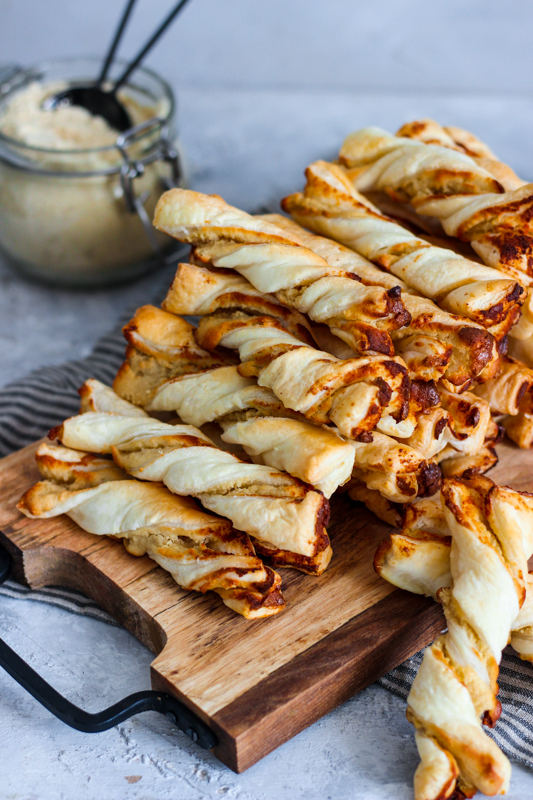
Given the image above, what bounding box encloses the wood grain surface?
[2,439,529,771]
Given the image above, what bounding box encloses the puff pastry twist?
[113,304,236,407]
[374,492,533,659]
[154,188,411,356]
[50,412,332,575]
[396,119,525,192]
[339,126,533,339]
[18,442,285,619]
[282,159,521,343]
[194,312,410,440]
[263,212,499,389]
[110,310,439,502]
[400,475,533,799]
[474,355,533,417]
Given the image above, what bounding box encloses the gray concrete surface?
[2,0,533,96]
[2,3,533,792]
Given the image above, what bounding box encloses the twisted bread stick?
[502,413,533,449]
[79,378,149,417]
[262,213,496,387]
[396,119,525,192]
[339,126,533,339]
[146,364,354,498]
[162,259,413,434]
[405,475,533,799]
[114,315,438,501]
[35,440,129,487]
[375,496,533,658]
[153,188,410,356]
[50,412,331,575]
[474,356,533,416]
[165,260,316,343]
[149,362,439,501]
[113,305,235,407]
[339,126,503,200]
[159,257,442,442]
[400,387,495,480]
[195,312,410,440]
[282,160,521,342]
[18,442,284,619]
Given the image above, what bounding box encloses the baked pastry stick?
[18,442,284,619]
[374,495,533,662]
[163,264,409,438]
[111,308,439,501]
[348,389,496,520]
[402,386,496,469]
[474,355,533,416]
[282,160,523,342]
[110,307,439,502]
[263,213,498,389]
[396,119,526,192]
[163,261,316,343]
[79,377,149,417]
[153,188,411,356]
[147,364,354,498]
[406,476,533,799]
[502,413,533,449]
[113,304,237,407]
[166,260,457,456]
[87,369,354,501]
[499,337,533,448]
[50,413,332,575]
[339,125,504,200]
[146,364,440,503]
[340,126,533,340]
[194,312,410,441]
[471,355,533,450]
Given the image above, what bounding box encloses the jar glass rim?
[0,56,176,156]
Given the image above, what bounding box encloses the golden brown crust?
[164,260,317,345]
[474,356,533,415]
[19,441,285,619]
[113,305,235,407]
[194,312,411,439]
[339,127,503,199]
[282,160,518,349]
[503,412,533,449]
[396,476,533,798]
[154,187,412,357]
[355,123,533,286]
[53,411,332,574]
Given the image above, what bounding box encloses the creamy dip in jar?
[0,58,184,286]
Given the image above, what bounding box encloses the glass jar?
[0,58,186,287]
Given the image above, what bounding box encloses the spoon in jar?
[45,0,192,132]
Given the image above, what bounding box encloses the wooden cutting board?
[1,439,531,772]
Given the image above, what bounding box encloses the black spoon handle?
[113,0,193,92]
[0,544,216,750]
[97,0,138,86]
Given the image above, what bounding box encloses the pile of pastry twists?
[17,119,533,798]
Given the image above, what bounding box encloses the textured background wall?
[1,0,532,94]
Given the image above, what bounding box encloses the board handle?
[0,544,216,750]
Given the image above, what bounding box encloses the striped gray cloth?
[1,317,533,768]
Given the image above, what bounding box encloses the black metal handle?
[113,0,193,92]
[0,544,216,750]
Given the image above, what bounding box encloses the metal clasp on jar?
[116,118,185,264]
